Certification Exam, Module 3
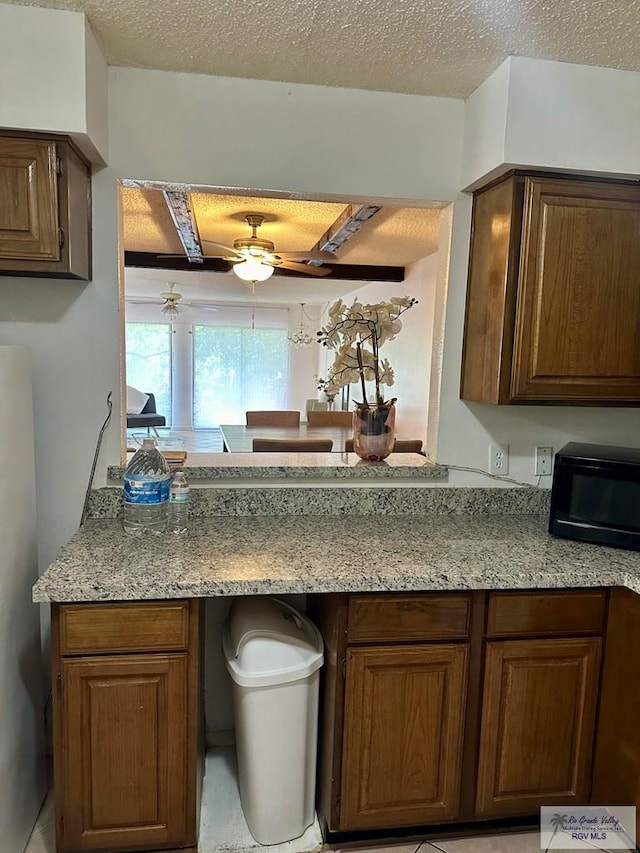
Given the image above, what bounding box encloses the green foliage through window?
[193,326,289,426]
[125,323,172,425]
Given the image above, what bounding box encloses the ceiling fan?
[200,214,336,282]
[125,283,218,315]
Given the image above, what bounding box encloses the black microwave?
[549,442,640,551]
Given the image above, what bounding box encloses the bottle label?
[170,494,190,503]
[124,477,170,504]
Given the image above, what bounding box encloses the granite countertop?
[108,452,448,481]
[33,514,640,603]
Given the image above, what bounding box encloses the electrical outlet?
[489,443,509,475]
[535,446,553,476]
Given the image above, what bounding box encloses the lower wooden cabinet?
[592,587,640,840]
[52,601,201,853]
[315,590,608,837]
[60,654,189,851]
[340,644,468,829]
[475,637,602,816]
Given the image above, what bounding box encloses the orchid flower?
[317,296,418,407]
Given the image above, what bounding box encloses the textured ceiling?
[6,0,640,97]
[123,188,443,306]
[121,188,443,266]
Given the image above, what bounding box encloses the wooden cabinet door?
[0,137,60,261]
[512,177,640,402]
[340,643,468,830]
[59,653,189,852]
[476,637,601,817]
[592,588,640,841]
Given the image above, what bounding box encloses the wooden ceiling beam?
[124,252,404,282]
[162,190,203,264]
[307,204,381,266]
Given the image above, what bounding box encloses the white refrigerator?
[0,347,47,852]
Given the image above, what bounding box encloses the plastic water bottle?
[169,471,190,535]
[122,437,170,535]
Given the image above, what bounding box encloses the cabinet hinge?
[341,657,347,681]
[58,227,65,249]
[55,155,63,176]
[58,814,64,838]
[335,797,341,820]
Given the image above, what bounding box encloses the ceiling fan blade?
[125,297,162,304]
[277,261,332,277]
[275,250,336,262]
[187,302,219,311]
[201,239,237,254]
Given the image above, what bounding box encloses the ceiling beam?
[124,252,404,282]
[307,204,381,266]
[162,190,204,264]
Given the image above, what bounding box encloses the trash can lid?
[222,597,324,687]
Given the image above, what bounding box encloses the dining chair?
[344,438,424,453]
[307,410,352,427]
[246,410,301,427]
[252,438,334,452]
[305,399,329,413]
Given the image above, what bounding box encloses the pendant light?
[287,303,315,348]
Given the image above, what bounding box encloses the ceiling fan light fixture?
[233,258,274,283]
[161,301,182,316]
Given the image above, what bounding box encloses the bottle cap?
[173,471,187,483]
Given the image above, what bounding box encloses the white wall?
[336,256,438,441]
[462,56,640,189]
[505,58,640,179]
[0,4,108,163]
[461,58,511,190]
[108,67,464,200]
[287,305,326,414]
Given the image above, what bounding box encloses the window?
[125,323,172,425]
[193,324,289,426]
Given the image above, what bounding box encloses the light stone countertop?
[108,452,448,481]
[33,515,640,603]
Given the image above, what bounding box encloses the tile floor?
[24,791,54,853]
[331,833,621,853]
[24,803,621,853]
[21,751,622,853]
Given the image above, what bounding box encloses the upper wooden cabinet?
[461,173,640,404]
[0,134,91,280]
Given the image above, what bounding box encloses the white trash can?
[222,597,324,845]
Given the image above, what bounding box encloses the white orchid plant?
[317,296,418,409]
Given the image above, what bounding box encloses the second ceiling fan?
[202,214,335,282]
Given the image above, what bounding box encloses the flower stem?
[355,342,368,406]
[371,324,383,406]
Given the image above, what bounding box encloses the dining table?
[219,423,355,453]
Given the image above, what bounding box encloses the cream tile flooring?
[334,835,620,853]
[24,817,620,853]
[24,791,54,853]
[22,768,619,853]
